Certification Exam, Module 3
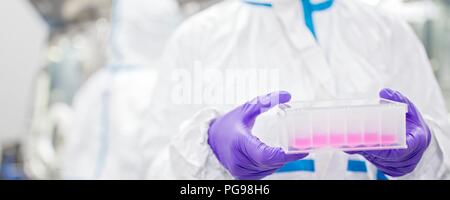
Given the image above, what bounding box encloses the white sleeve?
[384,17,450,180]
[146,108,233,179]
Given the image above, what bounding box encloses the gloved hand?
[348,88,432,177]
[208,91,308,180]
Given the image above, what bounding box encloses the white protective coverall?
[144,0,450,179]
[61,0,182,179]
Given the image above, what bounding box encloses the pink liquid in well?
[381,134,397,145]
[364,133,379,145]
[348,133,362,146]
[292,137,311,149]
[290,133,399,150]
[330,134,346,147]
[312,134,328,147]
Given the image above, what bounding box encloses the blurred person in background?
[60,0,182,179]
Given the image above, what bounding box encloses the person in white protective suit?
[61,0,182,179]
[144,0,450,180]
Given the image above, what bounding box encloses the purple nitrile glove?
[208,91,308,180]
[348,88,432,177]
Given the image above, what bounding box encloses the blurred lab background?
[0,0,449,180]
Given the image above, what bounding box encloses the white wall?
[0,0,48,145]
